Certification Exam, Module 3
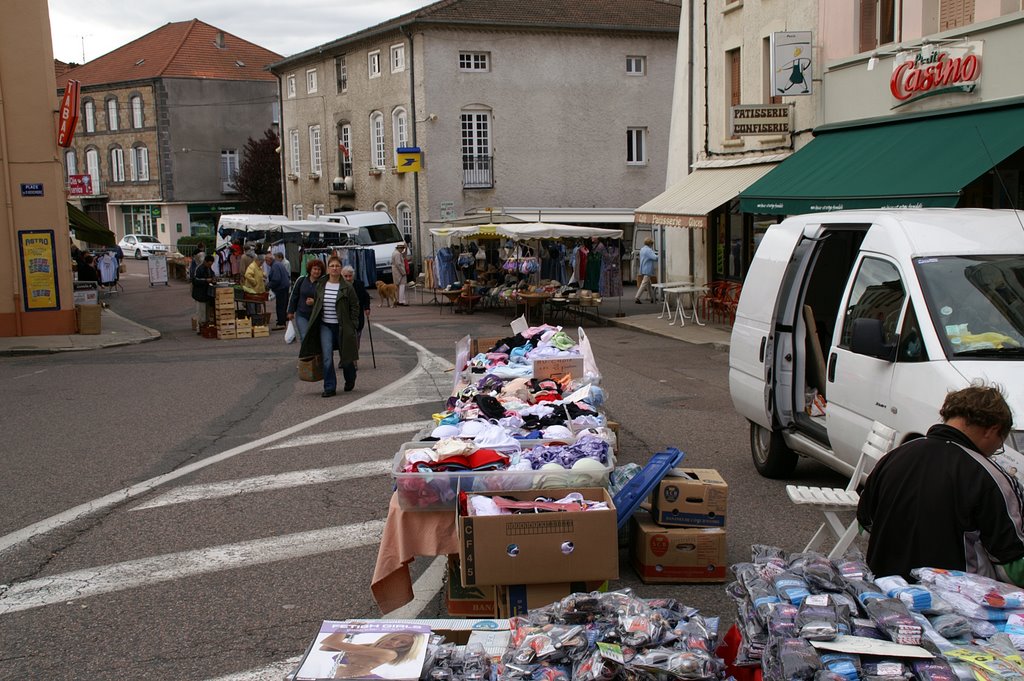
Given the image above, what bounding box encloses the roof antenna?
[975,125,1024,232]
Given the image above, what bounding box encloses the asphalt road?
[0,260,850,680]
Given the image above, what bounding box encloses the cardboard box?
[531,356,585,381]
[445,556,497,618]
[75,304,101,334]
[73,282,98,306]
[459,487,618,587]
[471,336,504,355]
[495,581,606,618]
[652,468,728,528]
[632,513,728,583]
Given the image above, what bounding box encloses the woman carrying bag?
[299,255,360,398]
[287,259,325,342]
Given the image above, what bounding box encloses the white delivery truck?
[729,208,1024,479]
[314,211,407,280]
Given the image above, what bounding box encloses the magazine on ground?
[294,620,431,681]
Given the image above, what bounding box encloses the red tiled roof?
[60,19,282,89]
[275,0,680,67]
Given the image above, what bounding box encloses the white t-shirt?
[322,282,340,324]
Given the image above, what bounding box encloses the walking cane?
[367,320,377,368]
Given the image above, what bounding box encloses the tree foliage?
[235,129,283,215]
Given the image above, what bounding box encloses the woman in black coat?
[341,265,371,348]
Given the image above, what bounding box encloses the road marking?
[131,459,393,510]
[0,520,384,615]
[265,420,431,451]
[203,555,448,681]
[0,324,450,557]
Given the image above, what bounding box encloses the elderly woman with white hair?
[340,265,371,346]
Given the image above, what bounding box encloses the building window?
[336,54,348,92]
[392,107,408,164]
[110,146,125,182]
[286,74,296,98]
[370,111,386,169]
[221,149,239,193]
[85,148,100,193]
[292,204,303,221]
[940,0,974,31]
[461,111,492,188]
[859,0,897,51]
[626,128,646,165]
[131,145,149,181]
[397,203,413,241]
[309,125,322,176]
[368,50,381,79]
[391,44,406,73]
[106,97,119,131]
[131,95,143,128]
[123,205,155,237]
[625,56,646,75]
[459,52,490,72]
[313,204,326,217]
[306,68,318,94]
[83,100,95,133]
[338,122,353,180]
[763,38,781,105]
[289,128,300,175]
[727,47,741,136]
[65,149,77,179]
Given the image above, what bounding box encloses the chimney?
[215,32,225,49]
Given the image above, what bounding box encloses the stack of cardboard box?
[632,468,729,583]
[447,487,617,618]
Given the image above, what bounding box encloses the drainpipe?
[688,0,696,281]
[0,69,24,336]
[401,26,423,266]
[275,74,287,216]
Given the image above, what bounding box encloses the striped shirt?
[322,282,340,324]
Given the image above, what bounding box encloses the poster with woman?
[295,621,430,680]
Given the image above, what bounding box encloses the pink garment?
[371,494,460,614]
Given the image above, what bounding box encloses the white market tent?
[428,222,623,241]
[218,214,359,236]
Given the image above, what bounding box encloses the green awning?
[740,103,1024,215]
[67,203,115,246]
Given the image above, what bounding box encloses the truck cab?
[313,211,406,279]
[729,208,1024,479]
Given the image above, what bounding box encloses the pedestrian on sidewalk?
[266,253,291,329]
[635,238,658,304]
[341,265,371,349]
[287,259,324,342]
[191,254,216,332]
[391,243,409,306]
[299,255,360,398]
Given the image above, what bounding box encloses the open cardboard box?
[458,487,618,587]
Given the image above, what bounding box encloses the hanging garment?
[584,247,602,292]
[601,243,623,297]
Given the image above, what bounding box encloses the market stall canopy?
[217,214,359,236]
[634,164,779,229]
[217,214,288,231]
[739,101,1024,215]
[67,202,115,246]
[429,222,623,240]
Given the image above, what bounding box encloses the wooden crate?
[252,325,270,337]
[218,330,237,340]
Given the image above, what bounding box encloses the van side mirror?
[850,317,896,361]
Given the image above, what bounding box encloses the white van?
[314,211,407,279]
[729,208,1024,479]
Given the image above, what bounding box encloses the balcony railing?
[462,155,493,189]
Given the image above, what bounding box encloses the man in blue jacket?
[266,253,291,329]
[635,238,658,304]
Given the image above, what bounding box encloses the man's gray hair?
[341,265,355,275]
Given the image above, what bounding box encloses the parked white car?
[729,208,1024,479]
[119,234,169,259]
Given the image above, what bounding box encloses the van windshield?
[358,224,404,245]
[916,255,1024,358]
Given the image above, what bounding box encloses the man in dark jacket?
[857,384,1024,583]
[266,252,291,329]
[191,255,216,333]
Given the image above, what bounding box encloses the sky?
[48,0,433,64]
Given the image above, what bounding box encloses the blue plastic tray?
[613,447,684,529]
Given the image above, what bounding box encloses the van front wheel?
[750,422,798,478]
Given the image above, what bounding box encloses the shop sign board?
[890,42,983,108]
[396,146,422,173]
[147,254,169,286]
[18,229,60,311]
[635,212,707,229]
[68,174,93,196]
[770,31,813,96]
[440,201,456,221]
[730,104,792,136]
[57,79,80,148]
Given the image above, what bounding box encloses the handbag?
[298,354,323,382]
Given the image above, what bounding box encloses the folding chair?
[786,421,897,558]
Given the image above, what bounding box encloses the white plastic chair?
[786,421,897,558]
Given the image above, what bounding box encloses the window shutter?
[859,0,877,52]
[729,49,741,107]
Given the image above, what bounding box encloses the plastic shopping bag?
[285,320,297,344]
